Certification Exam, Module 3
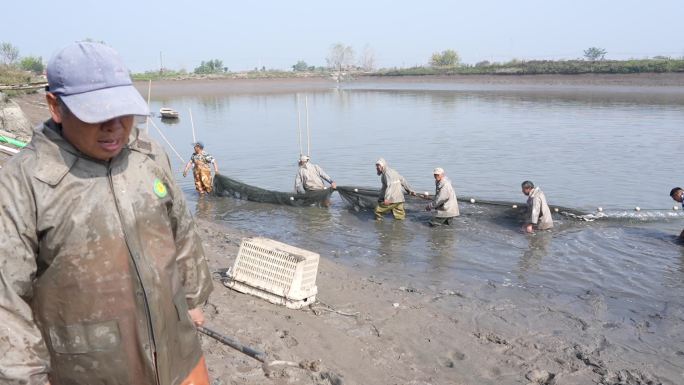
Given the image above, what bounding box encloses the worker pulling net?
[214,174,334,207]
[337,185,671,222]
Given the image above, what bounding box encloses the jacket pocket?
[48,319,121,354]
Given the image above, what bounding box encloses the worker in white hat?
[294,154,336,194]
[423,167,460,226]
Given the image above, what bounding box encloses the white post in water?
[189,108,197,143]
[305,95,310,156]
[297,94,303,156]
[145,79,152,132]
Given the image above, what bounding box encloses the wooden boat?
[159,107,179,119]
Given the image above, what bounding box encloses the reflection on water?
[517,231,552,280]
[156,81,684,377]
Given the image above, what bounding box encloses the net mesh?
[336,186,380,210]
[213,174,333,207]
[337,185,597,220]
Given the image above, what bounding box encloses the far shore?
[134,73,684,100]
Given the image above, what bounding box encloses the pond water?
[147,78,684,380]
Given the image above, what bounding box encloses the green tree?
[194,59,225,74]
[0,42,20,66]
[430,49,460,67]
[19,56,44,74]
[583,47,607,61]
[292,60,309,71]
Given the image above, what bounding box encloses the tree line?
[2,39,683,85]
[0,42,44,75]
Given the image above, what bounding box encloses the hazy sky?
[3,0,683,72]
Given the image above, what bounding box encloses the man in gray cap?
[424,167,460,226]
[0,42,212,385]
[375,158,416,220]
[521,180,553,233]
[294,154,336,194]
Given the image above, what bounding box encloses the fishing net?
[336,186,381,210]
[213,174,333,207]
[337,185,596,221]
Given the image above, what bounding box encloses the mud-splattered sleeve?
[0,163,51,384]
[161,151,213,309]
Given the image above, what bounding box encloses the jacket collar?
[32,120,81,186]
[529,187,541,198]
[32,120,152,185]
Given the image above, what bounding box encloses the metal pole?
[198,326,267,363]
[189,108,197,143]
[305,95,310,156]
[297,94,302,155]
[145,79,152,132]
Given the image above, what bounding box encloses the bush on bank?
[375,59,684,76]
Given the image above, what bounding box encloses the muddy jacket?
[0,120,213,385]
[379,166,413,204]
[527,187,553,230]
[430,176,460,218]
[294,162,333,194]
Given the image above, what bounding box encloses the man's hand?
[410,191,417,196]
[182,171,187,177]
[331,182,337,189]
[524,224,534,234]
[383,199,391,206]
[188,307,205,327]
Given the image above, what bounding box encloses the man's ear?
[46,92,63,123]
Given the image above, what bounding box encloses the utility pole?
[159,51,163,75]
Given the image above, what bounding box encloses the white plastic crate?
[225,237,319,309]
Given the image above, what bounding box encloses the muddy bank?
[134,73,684,99]
[196,218,675,385]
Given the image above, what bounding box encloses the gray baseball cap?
[47,42,149,124]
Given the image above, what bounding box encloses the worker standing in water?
[183,141,219,194]
[521,180,553,233]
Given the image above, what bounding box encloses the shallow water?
[148,79,684,380]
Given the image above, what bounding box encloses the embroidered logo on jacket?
[154,178,168,198]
